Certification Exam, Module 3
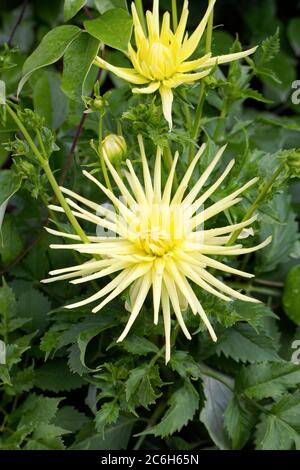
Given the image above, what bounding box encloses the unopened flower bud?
[281,149,300,178]
[93,97,105,111]
[203,76,219,88]
[102,134,127,164]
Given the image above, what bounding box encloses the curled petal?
[94,56,149,85]
[159,85,173,129]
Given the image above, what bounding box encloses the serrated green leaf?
[6,332,36,368]
[7,317,31,333]
[40,327,64,360]
[259,29,280,64]
[95,401,120,434]
[232,301,278,333]
[18,395,63,429]
[170,351,201,379]
[125,364,161,410]
[34,359,85,392]
[54,406,89,433]
[237,88,273,104]
[72,416,135,450]
[224,397,258,449]
[77,321,115,370]
[283,265,300,326]
[215,323,282,363]
[143,381,199,437]
[236,362,300,400]
[68,343,88,376]
[200,375,233,450]
[18,25,81,95]
[10,365,35,394]
[256,415,298,450]
[26,423,68,450]
[255,393,300,450]
[84,9,132,53]
[58,308,116,349]
[17,287,51,332]
[257,193,299,273]
[121,334,159,356]
[0,364,11,386]
[64,0,87,21]
[62,32,99,101]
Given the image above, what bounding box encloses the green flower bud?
[203,75,220,88]
[281,149,300,178]
[93,97,105,110]
[102,134,127,164]
[83,95,107,114]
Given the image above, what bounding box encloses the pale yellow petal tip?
[82,169,90,178]
[65,304,75,310]
[94,56,105,68]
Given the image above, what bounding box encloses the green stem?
[189,0,215,161]
[6,104,45,165]
[133,400,168,450]
[189,83,206,162]
[42,161,90,243]
[204,0,214,54]
[171,0,178,30]
[98,113,112,192]
[177,87,192,131]
[198,362,234,390]
[36,129,47,159]
[135,0,147,34]
[254,279,284,288]
[228,164,284,246]
[163,146,178,190]
[213,96,229,143]
[6,104,90,244]
[227,281,281,298]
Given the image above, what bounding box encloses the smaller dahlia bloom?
[42,138,271,363]
[94,0,257,128]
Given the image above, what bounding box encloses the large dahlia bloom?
[43,138,271,363]
[94,0,257,128]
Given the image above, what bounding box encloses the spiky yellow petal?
[44,138,271,363]
[93,1,257,128]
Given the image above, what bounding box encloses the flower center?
[139,228,174,257]
[146,41,176,80]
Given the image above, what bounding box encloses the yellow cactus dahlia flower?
[42,137,271,363]
[94,0,257,129]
